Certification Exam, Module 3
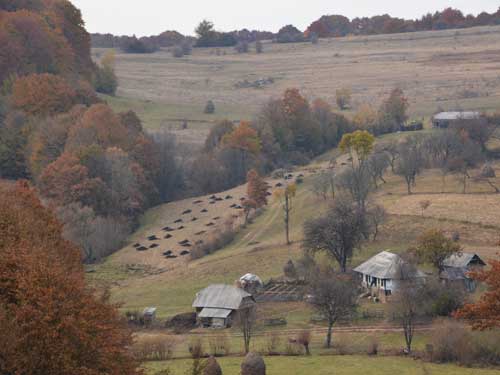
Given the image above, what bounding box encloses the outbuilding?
[440,252,486,292]
[432,111,481,128]
[193,284,256,328]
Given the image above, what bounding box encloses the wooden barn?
[440,252,486,292]
[192,284,256,328]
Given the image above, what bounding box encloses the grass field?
[143,355,500,375]
[95,25,500,146]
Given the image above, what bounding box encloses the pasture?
[95,25,500,146]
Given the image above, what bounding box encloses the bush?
[191,219,237,260]
[94,65,118,95]
[133,336,176,361]
[208,334,231,357]
[431,320,500,366]
[204,100,215,114]
[188,338,205,359]
[265,332,282,355]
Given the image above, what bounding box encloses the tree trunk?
[326,321,334,348]
[406,178,412,194]
[285,194,290,245]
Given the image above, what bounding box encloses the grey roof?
[433,111,480,121]
[443,253,486,268]
[193,284,253,310]
[198,307,232,319]
[240,273,263,285]
[354,251,425,280]
[143,307,157,315]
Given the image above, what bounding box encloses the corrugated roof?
[353,251,425,280]
[433,111,480,121]
[443,253,485,268]
[193,284,252,310]
[240,273,263,285]
[198,307,232,319]
[143,307,157,315]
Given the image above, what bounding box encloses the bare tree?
[394,136,424,194]
[274,183,297,245]
[367,152,390,188]
[390,254,426,353]
[303,195,368,272]
[419,200,431,217]
[335,166,372,211]
[236,306,257,354]
[312,170,335,200]
[378,141,399,173]
[475,163,499,193]
[309,270,358,348]
[447,138,483,194]
[367,204,386,241]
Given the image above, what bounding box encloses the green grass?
[142,355,500,375]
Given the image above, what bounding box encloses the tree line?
[90,7,500,54]
[306,7,500,38]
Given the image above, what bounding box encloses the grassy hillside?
[95,25,500,147]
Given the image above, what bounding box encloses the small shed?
[193,284,256,328]
[432,111,480,128]
[440,252,486,292]
[354,251,426,296]
[142,307,157,326]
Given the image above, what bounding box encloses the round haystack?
[283,259,297,279]
[241,352,266,375]
[204,356,222,375]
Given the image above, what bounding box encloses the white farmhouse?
[354,251,426,296]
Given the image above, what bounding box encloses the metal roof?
[240,273,263,285]
[353,251,425,280]
[198,307,232,319]
[192,284,253,310]
[433,111,480,121]
[143,307,157,315]
[443,253,486,268]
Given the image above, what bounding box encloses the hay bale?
[182,209,192,215]
[177,226,185,230]
[241,352,266,375]
[163,226,175,232]
[174,219,183,224]
[137,246,148,251]
[206,222,215,227]
[133,243,140,248]
[195,231,206,235]
[201,209,208,213]
[149,243,159,249]
[164,234,173,239]
[204,356,222,375]
[225,195,233,200]
[180,250,190,256]
[209,201,216,205]
[213,217,220,220]
[230,204,237,208]
[147,235,159,241]
[193,200,203,204]
[191,217,198,222]
[163,250,173,256]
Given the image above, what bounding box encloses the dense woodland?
[90,7,500,52]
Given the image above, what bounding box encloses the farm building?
[354,251,426,296]
[192,284,256,328]
[440,252,486,292]
[432,111,481,128]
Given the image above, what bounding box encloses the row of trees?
[306,7,500,38]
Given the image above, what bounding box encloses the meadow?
[96,25,500,147]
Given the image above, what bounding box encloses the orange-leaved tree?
[11,73,78,116]
[247,169,268,208]
[455,259,500,330]
[0,181,140,375]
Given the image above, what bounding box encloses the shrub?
[284,340,303,356]
[208,334,231,357]
[265,332,281,355]
[241,352,266,375]
[188,338,205,359]
[133,336,176,361]
[431,320,500,366]
[204,100,215,114]
[191,219,237,259]
[333,334,355,355]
